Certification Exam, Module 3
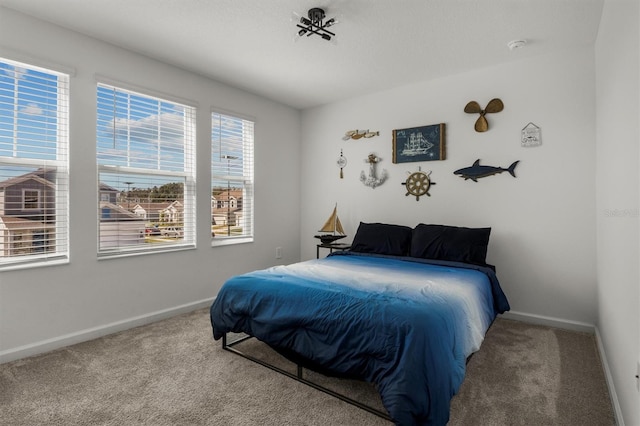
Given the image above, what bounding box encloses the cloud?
[21,103,43,116]
[106,112,186,143]
[2,66,28,80]
[98,111,188,171]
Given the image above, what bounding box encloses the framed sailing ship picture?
[392,123,446,163]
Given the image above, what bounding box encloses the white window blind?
[97,83,196,255]
[211,112,254,243]
[0,58,69,268]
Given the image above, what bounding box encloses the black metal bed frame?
[222,333,393,422]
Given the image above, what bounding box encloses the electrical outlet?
[275,247,282,259]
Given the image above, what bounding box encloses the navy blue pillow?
[350,222,413,256]
[410,224,491,266]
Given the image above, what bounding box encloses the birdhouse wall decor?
[521,122,542,147]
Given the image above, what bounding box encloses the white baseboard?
[0,297,214,365]
[594,327,625,426]
[500,310,595,333]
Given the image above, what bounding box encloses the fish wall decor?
[454,159,519,182]
[342,130,379,140]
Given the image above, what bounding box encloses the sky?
[1,60,251,195]
[0,61,59,163]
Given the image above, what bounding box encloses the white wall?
[0,7,301,360]
[301,47,598,326]
[595,0,640,424]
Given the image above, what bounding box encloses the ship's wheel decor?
[402,167,436,201]
[360,153,387,189]
[464,98,504,132]
[342,130,380,140]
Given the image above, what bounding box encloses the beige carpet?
[0,309,614,425]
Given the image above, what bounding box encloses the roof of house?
[0,169,55,190]
[132,200,183,212]
[212,189,243,201]
[99,183,119,193]
[132,202,174,211]
[0,215,55,230]
[99,202,145,221]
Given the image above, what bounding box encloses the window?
[0,58,69,268]
[211,111,254,243]
[23,189,40,209]
[97,83,196,255]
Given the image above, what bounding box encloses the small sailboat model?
[314,204,346,244]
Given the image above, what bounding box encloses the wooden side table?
[316,242,351,259]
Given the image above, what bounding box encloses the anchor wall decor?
[360,153,387,189]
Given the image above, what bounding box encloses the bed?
[210,223,510,426]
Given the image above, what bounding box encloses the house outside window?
[211,111,254,243]
[0,57,69,268]
[97,82,196,255]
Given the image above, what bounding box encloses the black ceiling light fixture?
[294,7,338,42]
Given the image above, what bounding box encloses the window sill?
[0,256,69,272]
[211,237,253,248]
[98,244,196,260]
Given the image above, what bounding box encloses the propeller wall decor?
[464,98,504,132]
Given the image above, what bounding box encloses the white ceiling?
[0,0,604,110]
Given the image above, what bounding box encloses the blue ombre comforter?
[210,252,509,426]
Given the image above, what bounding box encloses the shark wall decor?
[454,159,519,182]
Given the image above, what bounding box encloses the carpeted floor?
[0,308,615,425]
